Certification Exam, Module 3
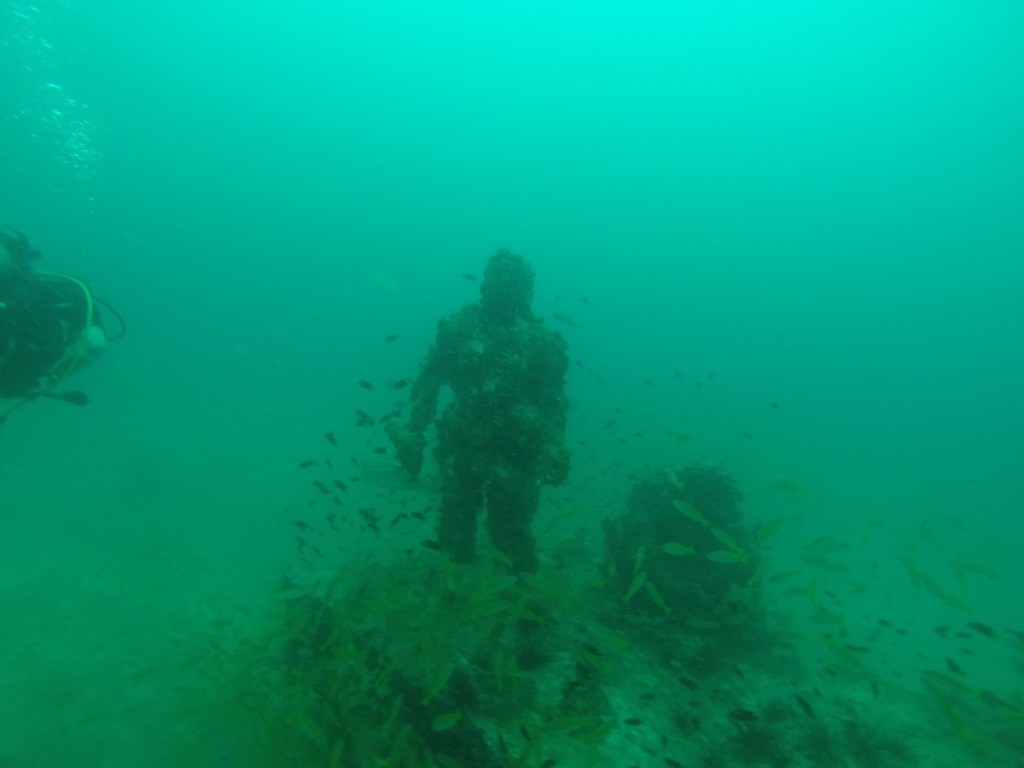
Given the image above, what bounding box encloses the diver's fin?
[49,390,89,406]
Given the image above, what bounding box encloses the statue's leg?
[436,454,484,564]
[485,471,541,573]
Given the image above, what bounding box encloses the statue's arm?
[386,316,454,476]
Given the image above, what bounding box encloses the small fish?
[662,542,696,557]
[795,694,815,718]
[312,480,330,495]
[802,553,848,573]
[664,757,684,768]
[298,459,316,469]
[624,570,647,603]
[770,477,810,494]
[934,625,951,638]
[967,621,997,638]
[358,507,379,524]
[272,587,309,602]
[54,390,89,405]
[384,333,399,343]
[324,431,338,446]
[421,540,442,550]
[707,550,748,565]
[901,557,971,612]
[710,526,743,553]
[356,379,374,390]
[333,479,348,493]
[729,708,759,722]
[946,657,965,676]
[623,717,643,726]
[633,546,646,575]
[355,410,375,427]
[672,498,712,528]
[462,272,477,281]
[803,536,850,554]
[391,378,410,390]
[644,581,672,615]
[430,711,461,732]
[752,517,787,546]
[552,312,577,327]
[290,520,310,531]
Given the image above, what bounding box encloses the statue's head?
[480,249,534,323]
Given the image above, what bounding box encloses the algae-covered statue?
[387,249,570,572]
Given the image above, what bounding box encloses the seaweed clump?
[181,461,946,768]
[210,550,632,767]
[602,462,762,638]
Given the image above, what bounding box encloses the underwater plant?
[601,463,765,659]
[202,548,643,767]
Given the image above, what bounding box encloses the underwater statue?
[388,249,570,572]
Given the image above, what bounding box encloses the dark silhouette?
[0,227,107,424]
[388,250,570,572]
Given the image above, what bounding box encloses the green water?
[2,1,1022,765]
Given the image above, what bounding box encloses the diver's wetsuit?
[0,271,88,398]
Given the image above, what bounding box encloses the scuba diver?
[0,226,120,428]
[387,249,571,572]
